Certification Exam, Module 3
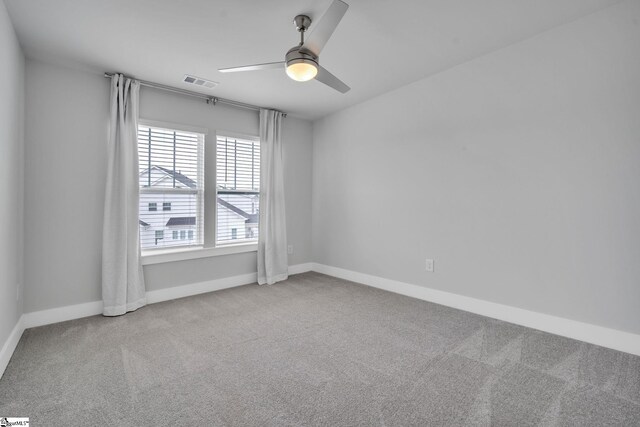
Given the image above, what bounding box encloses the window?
[216,135,260,245]
[138,124,204,250]
[137,123,260,258]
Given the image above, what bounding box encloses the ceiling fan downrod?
[294,14,312,46]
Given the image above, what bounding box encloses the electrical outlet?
[425,258,434,272]
[287,245,293,255]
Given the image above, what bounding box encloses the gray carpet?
[1,272,639,426]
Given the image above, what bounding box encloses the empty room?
[1,0,639,425]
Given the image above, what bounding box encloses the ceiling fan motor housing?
[285,46,319,68]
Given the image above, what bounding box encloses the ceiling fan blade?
[302,0,349,56]
[315,66,350,93]
[218,61,285,73]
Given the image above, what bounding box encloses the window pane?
[138,125,204,250]
[216,136,260,192]
[216,135,260,245]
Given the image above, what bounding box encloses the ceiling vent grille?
[183,74,218,89]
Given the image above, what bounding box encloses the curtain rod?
[104,72,286,117]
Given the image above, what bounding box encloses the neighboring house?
[217,197,259,242]
[139,166,198,249]
[138,166,258,249]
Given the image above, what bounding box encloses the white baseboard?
[311,263,640,357]
[0,316,24,379]
[146,262,312,303]
[146,272,258,304]
[289,262,313,275]
[23,301,103,329]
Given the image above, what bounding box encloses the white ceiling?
[5,0,622,120]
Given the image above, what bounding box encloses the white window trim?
[139,119,209,136]
[216,129,259,143]
[141,243,257,265]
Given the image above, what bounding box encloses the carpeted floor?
[1,272,639,426]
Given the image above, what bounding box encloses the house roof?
[217,198,258,224]
[139,219,150,227]
[156,166,197,188]
[166,217,196,227]
[245,213,258,225]
[140,166,197,189]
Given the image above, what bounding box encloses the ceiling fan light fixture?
[286,60,318,82]
[285,46,319,82]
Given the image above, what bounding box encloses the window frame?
[138,119,205,253]
[138,121,259,265]
[214,131,261,247]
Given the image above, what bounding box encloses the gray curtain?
[257,109,288,285]
[102,74,146,315]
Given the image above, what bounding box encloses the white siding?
[139,192,198,249]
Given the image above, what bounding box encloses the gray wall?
[23,59,313,313]
[312,1,640,334]
[0,0,25,345]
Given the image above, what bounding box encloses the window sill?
[141,243,257,265]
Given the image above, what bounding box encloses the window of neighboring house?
[154,230,164,245]
[188,230,194,240]
[216,134,260,245]
[138,123,204,250]
[180,230,186,240]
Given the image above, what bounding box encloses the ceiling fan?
[218,0,350,93]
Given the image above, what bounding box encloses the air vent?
[183,74,218,89]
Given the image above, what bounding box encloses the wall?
[23,59,313,313]
[312,1,640,334]
[0,0,25,348]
